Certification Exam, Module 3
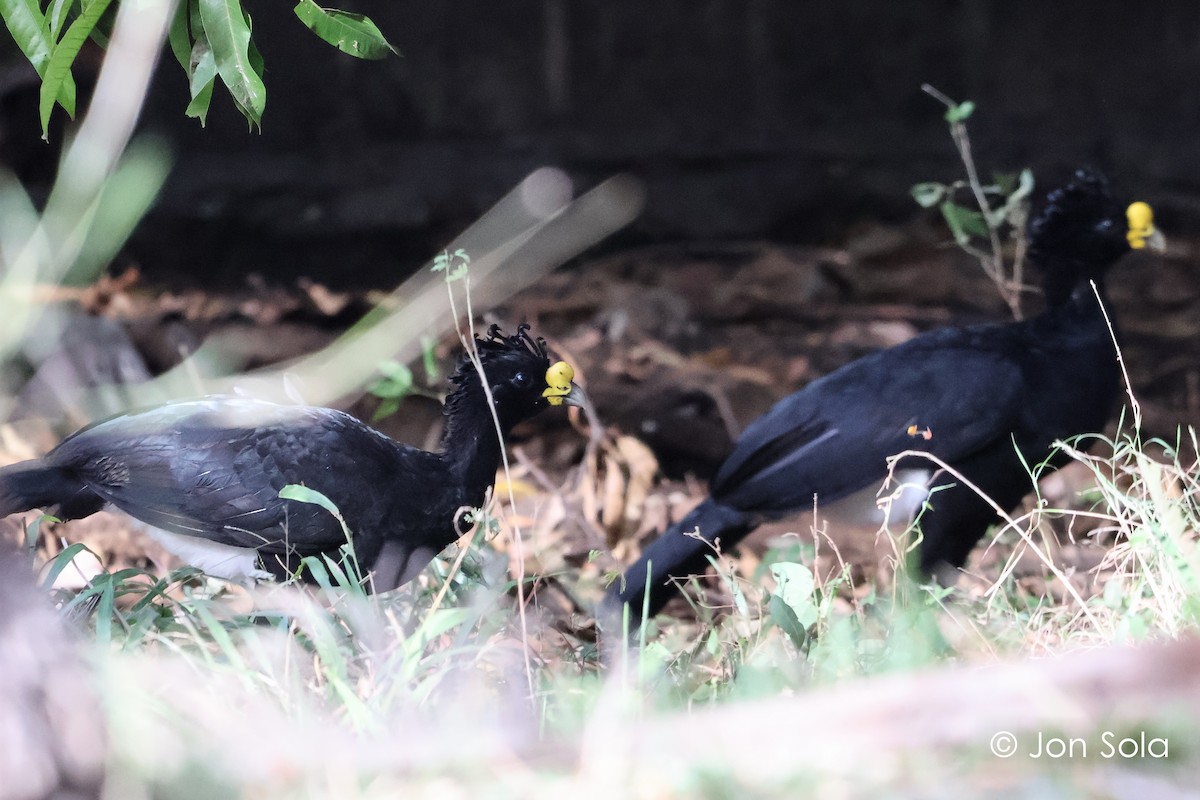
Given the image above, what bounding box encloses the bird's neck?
[1040,252,1118,308]
[1036,274,1119,341]
[1062,275,1111,318]
[438,382,507,500]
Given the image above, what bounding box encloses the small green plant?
[912,85,1035,319]
[432,247,472,283]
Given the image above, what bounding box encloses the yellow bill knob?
[1126,201,1161,250]
[542,361,577,406]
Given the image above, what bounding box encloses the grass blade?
[39,542,94,590]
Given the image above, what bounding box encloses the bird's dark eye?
[511,371,531,388]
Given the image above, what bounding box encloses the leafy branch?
[912,84,1034,319]
[0,0,399,137]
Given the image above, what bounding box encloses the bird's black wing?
[49,398,406,554]
[710,328,1028,515]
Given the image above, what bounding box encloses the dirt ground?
[4,224,1198,617]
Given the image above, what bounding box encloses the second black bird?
[607,170,1163,624]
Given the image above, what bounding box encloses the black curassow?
[0,324,587,590]
[606,170,1164,624]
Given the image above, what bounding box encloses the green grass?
[26,418,1192,797]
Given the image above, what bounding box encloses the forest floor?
[9,222,1197,614]
[3,226,1199,798]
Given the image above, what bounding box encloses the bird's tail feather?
[603,499,752,630]
[0,461,85,518]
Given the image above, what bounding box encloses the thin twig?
[443,264,538,706]
[921,83,1025,320]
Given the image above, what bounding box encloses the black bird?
[0,324,587,590]
[607,170,1163,624]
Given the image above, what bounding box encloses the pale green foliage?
[433,247,472,283]
[367,335,440,420]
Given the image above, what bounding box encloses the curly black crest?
[1027,168,1130,303]
[476,323,550,364]
[447,323,550,392]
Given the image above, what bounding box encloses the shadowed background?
[2,1,1196,287]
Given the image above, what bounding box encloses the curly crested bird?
[606,169,1163,626]
[0,324,587,591]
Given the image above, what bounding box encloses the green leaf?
[992,171,1017,196]
[370,360,414,399]
[86,20,109,49]
[185,78,215,124]
[768,594,809,650]
[280,483,340,517]
[411,607,474,647]
[38,541,91,590]
[246,28,265,82]
[185,35,217,124]
[293,0,397,60]
[991,168,1035,204]
[371,397,400,422]
[940,200,989,244]
[420,334,439,383]
[46,0,72,42]
[279,484,352,541]
[93,577,114,643]
[192,602,247,667]
[327,554,361,593]
[769,562,820,652]
[189,0,203,37]
[433,249,471,283]
[233,16,266,128]
[22,511,50,551]
[198,0,266,127]
[770,562,818,627]
[910,182,946,209]
[39,0,112,140]
[991,168,1036,230]
[300,554,334,591]
[1012,168,1035,202]
[167,0,193,72]
[944,100,975,124]
[0,0,51,59]
[0,0,77,119]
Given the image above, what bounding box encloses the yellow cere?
[1126,201,1155,249]
[542,361,575,405]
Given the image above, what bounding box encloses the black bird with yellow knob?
[0,323,587,591]
[606,169,1164,627]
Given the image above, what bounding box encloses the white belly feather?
[123,516,274,585]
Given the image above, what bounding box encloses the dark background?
[5,0,1197,288]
